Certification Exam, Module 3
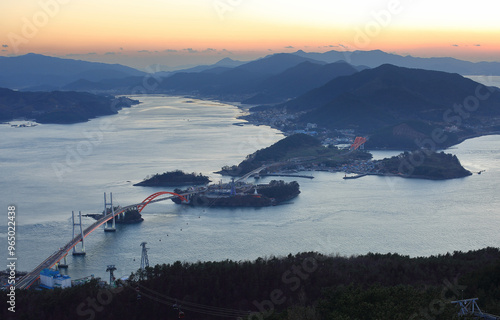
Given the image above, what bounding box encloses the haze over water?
[1,95,499,281]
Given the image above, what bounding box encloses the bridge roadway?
[17,193,192,290]
[236,162,288,182]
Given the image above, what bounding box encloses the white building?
[40,268,71,289]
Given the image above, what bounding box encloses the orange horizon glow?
[1,0,499,68]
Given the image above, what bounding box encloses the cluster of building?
[242,110,360,148]
[340,159,377,174]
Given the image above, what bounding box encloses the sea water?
[0,95,498,281]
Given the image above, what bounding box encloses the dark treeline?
[4,248,500,320]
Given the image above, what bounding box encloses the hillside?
[0,88,139,124]
[6,248,500,320]
[242,61,358,104]
[283,64,500,114]
[276,64,500,148]
[0,53,145,89]
[218,133,372,176]
[218,133,322,175]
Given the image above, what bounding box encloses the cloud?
[183,48,199,53]
[285,46,294,49]
[105,51,116,55]
[137,50,151,53]
[1,49,7,52]
[120,47,124,51]
[87,52,97,55]
[2,44,8,48]
[221,49,232,54]
[451,44,459,47]
[202,48,217,53]
[164,49,178,53]
[474,44,481,47]
[65,53,82,57]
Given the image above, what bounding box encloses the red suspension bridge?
[17,191,190,290]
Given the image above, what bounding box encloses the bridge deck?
[17,194,186,289]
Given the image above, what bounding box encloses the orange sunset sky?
[1,0,499,70]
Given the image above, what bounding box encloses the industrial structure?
[39,269,71,289]
[452,298,500,319]
[140,242,149,271]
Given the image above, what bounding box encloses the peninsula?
[0,87,139,124]
[219,133,472,180]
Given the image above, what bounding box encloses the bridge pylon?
[72,210,86,256]
[104,192,116,232]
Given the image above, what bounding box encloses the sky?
[1,0,499,70]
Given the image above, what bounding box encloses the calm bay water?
[0,95,499,281]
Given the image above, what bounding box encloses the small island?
[84,207,144,224]
[172,180,300,207]
[374,150,472,180]
[134,170,211,187]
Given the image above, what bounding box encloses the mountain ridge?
[0,53,145,90]
[293,49,500,75]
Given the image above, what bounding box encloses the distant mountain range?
[2,50,499,93]
[0,53,145,90]
[293,49,500,75]
[153,57,246,77]
[59,53,359,104]
[1,51,500,148]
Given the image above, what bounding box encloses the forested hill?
[281,64,500,131]
[218,133,323,175]
[0,88,139,124]
[6,247,500,319]
[271,64,500,149]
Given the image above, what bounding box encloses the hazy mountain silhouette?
[62,53,321,95]
[293,49,500,75]
[63,53,343,102]
[0,53,145,89]
[242,61,358,104]
[234,53,326,75]
[152,57,246,77]
[155,55,354,102]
